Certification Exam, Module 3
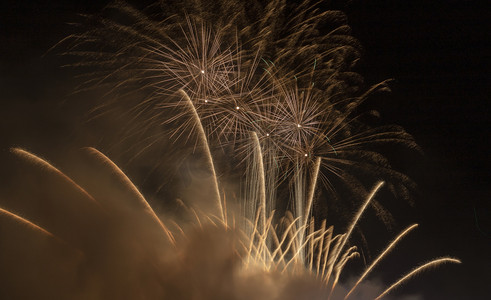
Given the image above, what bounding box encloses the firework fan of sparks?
[0,148,460,299]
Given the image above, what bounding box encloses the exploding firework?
[57,0,418,218]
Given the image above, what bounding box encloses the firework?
[26,1,462,298]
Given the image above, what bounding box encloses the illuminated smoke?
[0,147,460,299]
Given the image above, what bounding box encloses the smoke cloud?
[0,147,423,300]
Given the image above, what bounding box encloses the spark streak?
[83,147,175,243]
[11,147,98,205]
[344,223,419,299]
[375,257,462,300]
[179,89,224,220]
[0,207,58,240]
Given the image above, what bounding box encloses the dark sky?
[1,0,489,299]
[344,1,490,299]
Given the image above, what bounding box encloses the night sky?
[1,0,489,299]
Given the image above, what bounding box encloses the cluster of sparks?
[60,0,417,206]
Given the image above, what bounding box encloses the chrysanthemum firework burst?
[58,0,418,220]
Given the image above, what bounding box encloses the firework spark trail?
[325,181,384,297]
[0,206,86,262]
[6,147,118,253]
[10,148,99,206]
[179,89,224,221]
[282,226,324,271]
[82,147,175,243]
[270,214,302,260]
[333,181,385,266]
[315,220,328,275]
[243,131,268,233]
[296,156,322,260]
[375,257,462,300]
[251,132,267,237]
[344,223,419,299]
[293,157,305,247]
[304,157,322,224]
[0,207,60,241]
